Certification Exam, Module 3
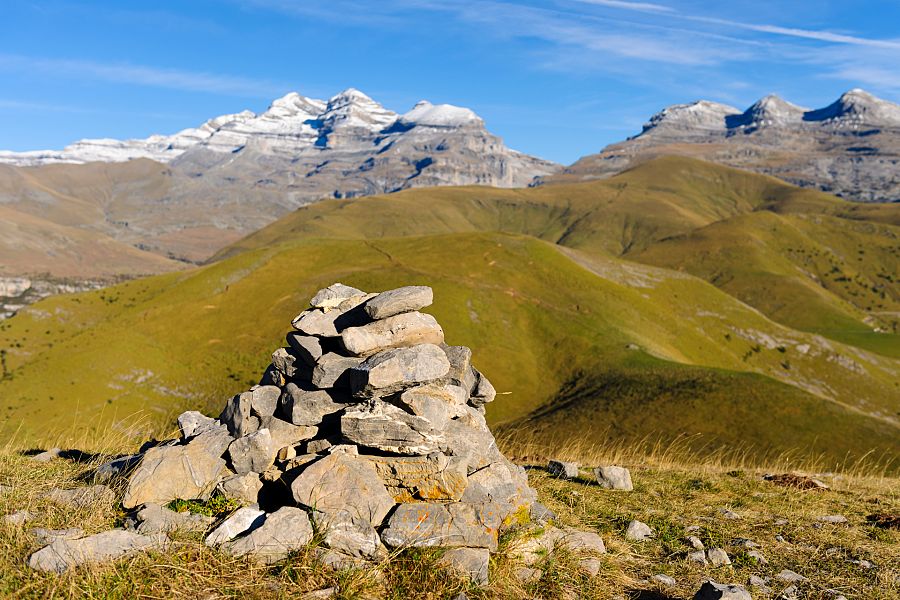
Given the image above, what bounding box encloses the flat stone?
[312,509,383,558]
[286,332,324,366]
[31,528,84,545]
[395,384,467,430]
[220,393,260,438]
[780,586,800,600]
[315,547,369,571]
[746,550,768,565]
[625,520,654,541]
[281,383,346,427]
[249,386,281,418]
[291,452,395,527]
[302,587,337,600]
[548,460,579,479]
[776,569,807,583]
[748,575,771,594]
[687,535,705,550]
[817,514,848,524]
[708,547,731,567]
[310,283,366,311]
[730,537,759,548]
[44,485,115,508]
[341,400,442,455]
[350,343,450,397]
[135,503,214,534]
[439,547,489,586]
[123,428,231,509]
[259,415,316,449]
[362,452,468,502]
[687,550,708,565]
[652,574,677,586]
[222,506,313,564]
[594,466,633,491]
[3,510,33,526]
[468,368,496,407]
[217,472,263,503]
[364,286,433,320]
[440,408,503,471]
[380,502,502,551]
[228,428,277,475]
[693,580,752,600]
[205,505,266,546]
[293,309,343,338]
[312,353,364,389]
[28,529,167,573]
[719,509,742,520]
[177,411,218,440]
[342,311,444,357]
[31,448,62,462]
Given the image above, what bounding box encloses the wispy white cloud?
[0,54,285,97]
[690,16,900,50]
[572,0,673,14]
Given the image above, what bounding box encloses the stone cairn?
[44,283,537,581]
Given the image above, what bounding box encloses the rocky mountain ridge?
[541,89,900,202]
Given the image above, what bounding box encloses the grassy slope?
[212,156,900,357]
[1,233,897,466]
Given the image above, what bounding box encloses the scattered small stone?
[530,502,556,526]
[593,466,633,491]
[31,448,62,462]
[823,590,848,600]
[687,535,705,550]
[515,566,542,583]
[3,510,33,526]
[31,528,84,545]
[28,529,167,573]
[547,459,579,479]
[817,514,848,524]
[776,569,807,583]
[301,588,336,600]
[0,484,11,495]
[652,574,676,586]
[686,524,701,533]
[849,558,876,569]
[438,547,489,585]
[579,556,603,577]
[779,585,800,600]
[730,537,759,548]
[205,506,266,546]
[692,580,752,600]
[708,547,732,567]
[625,520,654,541]
[719,509,742,520]
[746,550,767,565]
[747,575,771,594]
[44,485,114,509]
[763,473,829,490]
[687,550,708,565]
[775,534,786,542]
[774,518,789,526]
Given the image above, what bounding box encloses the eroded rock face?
[380,502,502,551]
[341,312,444,357]
[28,530,168,573]
[222,507,313,564]
[350,343,451,397]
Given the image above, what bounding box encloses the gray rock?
[817,514,848,524]
[123,428,231,509]
[530,502,557,526]
[460,459,536,521]
[731,537,759,548]
[748,575,771,594]
[286,332,324,366]
[380,502,502,551]
[302,587,337,600]
[220,392,260,438]
[223,506,313,564]
[395,384,467,430]
[625,520,654,541]
[341,400,442,455]
[561,529,606,555]
[315,547,368,570]
[310,283,366,311]
[719,509,742,520]
[350,343,450,397]
[292,309,343,338]
[28,529,167,573]
[509,526,605,565]
[364,286,434,320]
[687,535,705,550]
[442,345,473,388]
[341,311,444,357]
[0,484,10,495]
[779,586,800,600]
[312,353,364,389]
[44,485,115,508]
[468,368,496,407]
[692,580,752,600]
[228,428,277,475]
[312,509,383,558]
[271,347,305,379]
[746,550,768,565]
[259,415,316,449]
[515,566,542,584]
[3,510,33,526]
[31,528,84,544]
[440,408,504,471]
[687,550,708,565]
[281,382,346,427]
[216,472,263,503]
[135,503,214,534]
[291,452,395,527]
[594,466,633,491]
[31,448,62,462]
[580,556,603,576]
[205,505,266,546]
[548,460,579,479]
[439,547,489,586]
[652,574,677,586]
[249,385,281,418]
[708,547,731,567]
[177,411,218,439]
[363,452,468,502]
[776,569,807,583]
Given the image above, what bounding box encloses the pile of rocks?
[28,284,541,581]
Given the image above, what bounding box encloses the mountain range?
[541,89,900,203]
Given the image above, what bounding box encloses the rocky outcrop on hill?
[540,89,900,203]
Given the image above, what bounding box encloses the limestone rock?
[688,550,708,565]
[135,503,214,534]
[286,332,324,366]
[44,485,115,509]
[249,386,281,418]
[259,415,316,449]
[31,448,62,462]
[439,547,489,586]
[625,520,654,541]
[228,428,277,475]
[548,460,579,479]
[380,502,501,551]
[652,574,677,586]
[205,505,266,546]
[281,383,346,427]
[290,452,395,526]
[817,514,848,524]
[594,466,633,491]
[222,506,313,564]
[217,472,263,503]
[31,528,84,545]
[220,393,260,438]
[515,566,542,583]
[272,347,306,379]
[530,502,557,526]
[3,510,33,526]
[442,345,474,388]
[350,343,450,397]
[177,411,218,440]
[293,309,343,338]
[312,353,363,389]
[461,459,536,520]
[468,368,496,407]
[28,529,167,573]
[363,453,468,502]
[692,580,752,600]
[687,535,705,550]
[341,400,442,455]
[310,283,366,311]
[509,526,605,565]
[364,286,433,320]
[342,311,444,357]
[312,509,383,558]
[776,569,807,583]
[708,547,731,567]
[123,428,231,509]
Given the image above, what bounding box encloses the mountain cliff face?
[0,89,558,277]
[541,89,900,203]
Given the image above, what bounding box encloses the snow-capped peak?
[320,88,397,130]
[643,100,740,133]
[727,94,807,130]
[399,101,482,127]
[804,88,900,126]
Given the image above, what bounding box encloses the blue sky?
[2,0,900,164]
